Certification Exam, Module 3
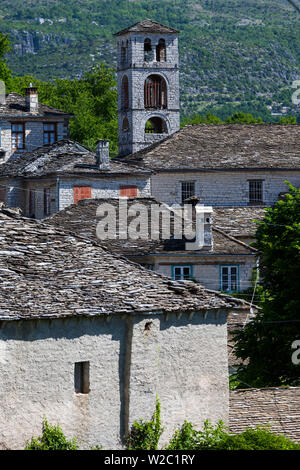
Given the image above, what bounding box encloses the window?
[122,117,130,132]
[121,76,129,110]
[74,361,90,394]
[172,265,193,281]
[145,117,167,134]
[43,188,50,217]
[11,123,25,149]
[73,186,92,204]
[249,180,263,204]
[220,265,239,293]
[181,181,195,203]
[144,38,153,62]
[43,123,57,145]
[144,75,167,109]
[156,39,166,62]
[120,185,138,197]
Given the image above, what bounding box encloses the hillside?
[0,0,300,120]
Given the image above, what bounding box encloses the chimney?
[185,204,213,251]
[25,84,38,114]
[96,140,110,170]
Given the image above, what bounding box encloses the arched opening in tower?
[144,38,153,62]
[145,117,168,134]
[121,75,129,109]
[144,75,167,109]
[122,117,130,132]
[156,39,166,62]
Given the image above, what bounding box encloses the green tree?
[9,64,118,155]
[233,183,300,387]
[0,33,13,87]
[225,112,263,124]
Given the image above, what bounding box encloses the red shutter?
[120,185,138,197]
[73,186,92,203]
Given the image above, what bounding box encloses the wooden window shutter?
[120,185,138,197]
[73,186,92,203]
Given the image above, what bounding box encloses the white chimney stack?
[25,84,38,114]
[96,140,110,170]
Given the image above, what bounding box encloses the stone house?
[0,87,72,163]
[115,123,300,208]
[0,205,251,449]
[46,197,257,294]
[0,139,151,218]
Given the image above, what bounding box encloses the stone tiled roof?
[0,140,151,177]
[114,19,179,36]
[0,206,251,321]
[46,197,256,257]
[115,124,300,170]
[213,207,267,239]
[0,93,72,117]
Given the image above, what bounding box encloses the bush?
[25,418,78,450]
[166,420,300,450]
[125,398,164,450]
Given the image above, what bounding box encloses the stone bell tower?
[114,19,180,156]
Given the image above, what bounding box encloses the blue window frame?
[220,265,240,293]
[171,265,193,281]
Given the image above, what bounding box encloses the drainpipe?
[56,176,60,212]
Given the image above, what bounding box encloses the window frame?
[248,179,264,205]
[120,185,138,197]
[220,265,240,293]
[11,122,25,150]
[43,122,57,145]
[74,361,90,394]
[181,181,196,204]
[171,264,193,281]
[73,186,92,204]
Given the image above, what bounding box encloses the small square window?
[181,182,195,204]
[249,180,263,204]
[172,265,193,281]
[74,361,90,394]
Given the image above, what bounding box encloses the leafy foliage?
[125,398,164,450]
[166,420,300,450]
[8,63,118,154]
[25,418,78,450]
[233,183,300,387]
[0,0,299,122]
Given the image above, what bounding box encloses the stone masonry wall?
[0,120,65,161]
[151,171,300,207]
[0,309,229,449]
[229,387,300,443]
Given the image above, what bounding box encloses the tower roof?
[114,19,179,36]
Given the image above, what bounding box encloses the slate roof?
[0,206,251,321]
[0,140,151,178]
[0,93,72,118]
[114,19,179,36]
[115,124,300,170]
[46,197,256,257]
[213,207,267,239]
